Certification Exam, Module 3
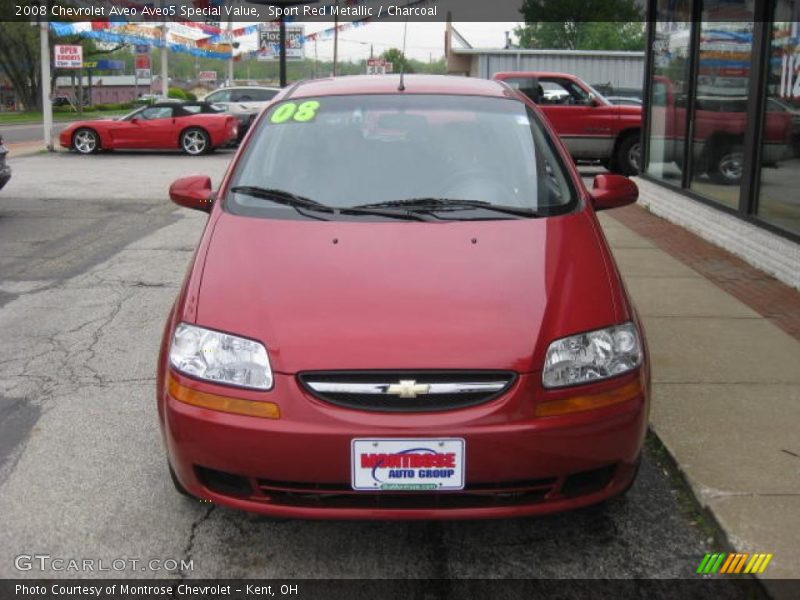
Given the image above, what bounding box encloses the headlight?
[542,322,642,388]
[169,323,273,390]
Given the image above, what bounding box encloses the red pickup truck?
[494,71,642,175]
[649,76,794,184]
[495,71,794,185]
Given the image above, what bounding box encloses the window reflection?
[688,9,754,207]
[646,0,692,183]
[757,17,800,236]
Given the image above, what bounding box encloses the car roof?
[214,85,280,91]
[494,72,579,80]
[288,75,513,99]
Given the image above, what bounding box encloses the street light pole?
[161,21,169,97]
[39,20,53,151]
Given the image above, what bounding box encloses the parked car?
[158,74,650,520]
[0,135,10,191]
[202,86,280,141]
[59,102,238,156]
[493,71,642,175]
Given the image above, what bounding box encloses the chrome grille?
[298,371,516,412]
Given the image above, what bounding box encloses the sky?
[249,22,521,62]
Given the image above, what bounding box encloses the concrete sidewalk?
[597,206,800,590]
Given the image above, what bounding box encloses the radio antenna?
[398,17,409,91]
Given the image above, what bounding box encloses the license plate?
[351,438,465,491]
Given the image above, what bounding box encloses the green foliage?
[515,0,645,51]
[185,91,197,102]
[168,87,188,100]
[381,48,414,74]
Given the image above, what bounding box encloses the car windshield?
[227,94,577,221]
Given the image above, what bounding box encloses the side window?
[250,89,278,101]
[539,79,587,105]
[206,90,231,103]
[140,107,173,120]
[504,78,544,104]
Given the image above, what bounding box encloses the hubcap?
[628,142,641,172]
[74,131,96,153]
[719,152,743,182]
[183,131,206,155]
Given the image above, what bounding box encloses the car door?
[505,76,617,160]
[205,89,232,111]
[133,106,178,148]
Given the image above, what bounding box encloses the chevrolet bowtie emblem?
[386,380,431,398]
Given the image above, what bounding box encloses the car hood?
[195,211,621,374]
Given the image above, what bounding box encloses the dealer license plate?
[351,438,465,491]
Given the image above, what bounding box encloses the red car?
[493,72,642,175]
[59,102,238,156]
[158,75,650,520]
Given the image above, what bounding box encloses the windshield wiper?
[354,198,541,218]
[230,186,333,212]
[230,186,429,222]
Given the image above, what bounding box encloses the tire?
[612,134,641,176]
[72,128,99,154]
[168,462,194,498]
[180,127,210,156]
[708,145,743,185]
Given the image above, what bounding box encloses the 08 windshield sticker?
[269,100,321,124]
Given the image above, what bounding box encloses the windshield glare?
[228,94,576,219]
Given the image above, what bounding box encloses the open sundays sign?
[54,45,83,69]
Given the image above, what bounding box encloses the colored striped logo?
[696,553,773,574]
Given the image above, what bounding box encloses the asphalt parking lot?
[0,150,748,584]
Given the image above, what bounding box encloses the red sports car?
[59,102,238,156]
[158,75,650,520]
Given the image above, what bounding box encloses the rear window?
[227,94,577,220]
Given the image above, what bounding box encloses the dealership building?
[640,0,800,288]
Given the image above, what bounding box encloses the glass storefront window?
[757,16,800,236]
[646,0,692,184]
[688,3,755,208]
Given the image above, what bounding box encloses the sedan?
[158,75,649,520]
[59,102,238,155]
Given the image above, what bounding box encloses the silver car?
[202,86,280,142]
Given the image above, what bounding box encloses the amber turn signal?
[168,375,280,419]
[535,379,641,417]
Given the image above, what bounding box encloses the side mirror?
[169,175,214,212]
[589,174,638,211]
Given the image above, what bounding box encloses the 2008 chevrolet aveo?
[157,75,650,520]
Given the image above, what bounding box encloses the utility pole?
[227,11,234,84]
[161,21,169,97]
[40,20,53,151]
[332,0,339,76]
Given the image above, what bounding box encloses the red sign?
[135,55,151,70]
[54,45,83,69]
[198,71,217,81]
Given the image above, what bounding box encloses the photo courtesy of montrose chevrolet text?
[157,74,650,519]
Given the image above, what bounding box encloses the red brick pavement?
[609,204,800,343]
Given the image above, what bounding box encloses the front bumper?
[161,370,648,520]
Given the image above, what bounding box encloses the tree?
[0,23,124,110]
[515,0,645,51]
[0,23,41,110]
[381,48,413,74]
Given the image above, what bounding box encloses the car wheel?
[708,145,743,185]
[72,128,99,154]
[168,462,194,498]
[181,128,210,156]
[613,134,641,176]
